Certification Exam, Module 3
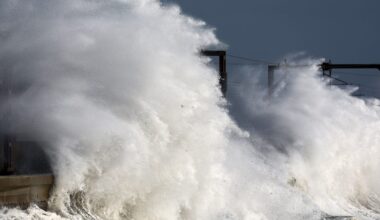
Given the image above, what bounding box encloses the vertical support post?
[201,50,228,96]
[268,64,278,96]
[321,60,332,86]
[219,51,227,96]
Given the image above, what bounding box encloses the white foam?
[0,1,379,219]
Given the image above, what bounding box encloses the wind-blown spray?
[229,59,380,219]
[0,0,379,220]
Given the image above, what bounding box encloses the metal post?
[219,52,227,95]
[201,50,227,96]
[268,64,278,96]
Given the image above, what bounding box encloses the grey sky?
[166,0,380,97]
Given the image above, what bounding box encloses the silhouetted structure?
[320,62,380,77]
[201,50,227,96]
[267,62,380,95]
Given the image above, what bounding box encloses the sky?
[165,0,380,97]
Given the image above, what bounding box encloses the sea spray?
[0,0,379,219]
[228,58,380,219]
[0,0,284,219]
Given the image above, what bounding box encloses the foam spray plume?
[1,0,380,219]
[228,60,380,219]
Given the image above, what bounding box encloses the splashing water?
[0,0,380,219]
[228,59,380,219]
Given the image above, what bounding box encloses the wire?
[280,64,314,68]
[227,54,315,68]
[325,74,380,96]
[326,75,351,85]
[223,53,380,95]
[227,54,275,64]
[326,72,380,93]
[227,62,265,66]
